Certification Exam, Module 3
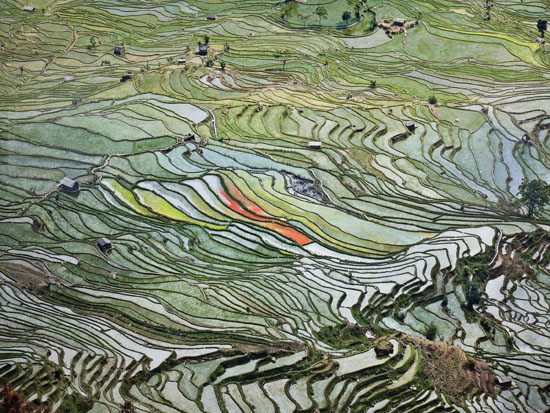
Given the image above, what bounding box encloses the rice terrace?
[2,0,550,411]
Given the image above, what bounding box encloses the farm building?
[394,18,406,26]
[23,6,35,11]
[120,74,133,82]
[59,177,79,193]
[206,14,217,20]
[97,238,112,252]
[406,121,417,131]
[308,141,322,149]
[496,375,516,388]
[72,97,83,105]
[114,46,126,56]
[64,75,75,82]
[199,45,209,55]
[184,134,196,142]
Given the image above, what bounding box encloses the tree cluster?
[1,380,51,413]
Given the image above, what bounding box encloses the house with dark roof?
[496,375,516,388]
[97,237,112,252]
[406,121,417,132]
[59,177,79,193]
[114,46,126,56]
[393,18,406,26]
[206,14,217,20]
[199,45,209,55]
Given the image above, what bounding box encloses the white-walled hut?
[308,141,322,149]
[59,177,79,193]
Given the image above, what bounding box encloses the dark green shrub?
[425,323,438,340]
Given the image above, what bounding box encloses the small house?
[495,375,516,388]
[23,6,35,11]
[64,75,75,82]
[406,121,417,132]
[59,177,79,193]
[72,97,83,105]
[184,134,196,142]
[537,37,546,45]
[308,141,322,150]
[394,18,406,26]
[521,134,533,146]
[206,14,217,20]
[199,45,208,55]
[97,237,112,252]
[177,58,186,64]
[114,46,125,56]
[120,74,133,82]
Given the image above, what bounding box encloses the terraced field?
[2,0,550,411]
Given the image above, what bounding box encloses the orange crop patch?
[216,182,312,246]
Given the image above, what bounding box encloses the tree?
[120,400,136,413]
[204,34,210,45]
[485,0,493,21]
[518,179,550,218]
[538,19,548,38]
[466,281,482,308]
[220,61,226,71]
[314,6,328,26]
[274,49,288,70]
[342,11,352,26]
[280,1,298,22]
[354,3,361,19]
[428,95,438,105]
[89,36,98,48]
[19,66,24,76]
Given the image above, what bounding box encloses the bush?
[425,323,438,340]
[58,393,93,412]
